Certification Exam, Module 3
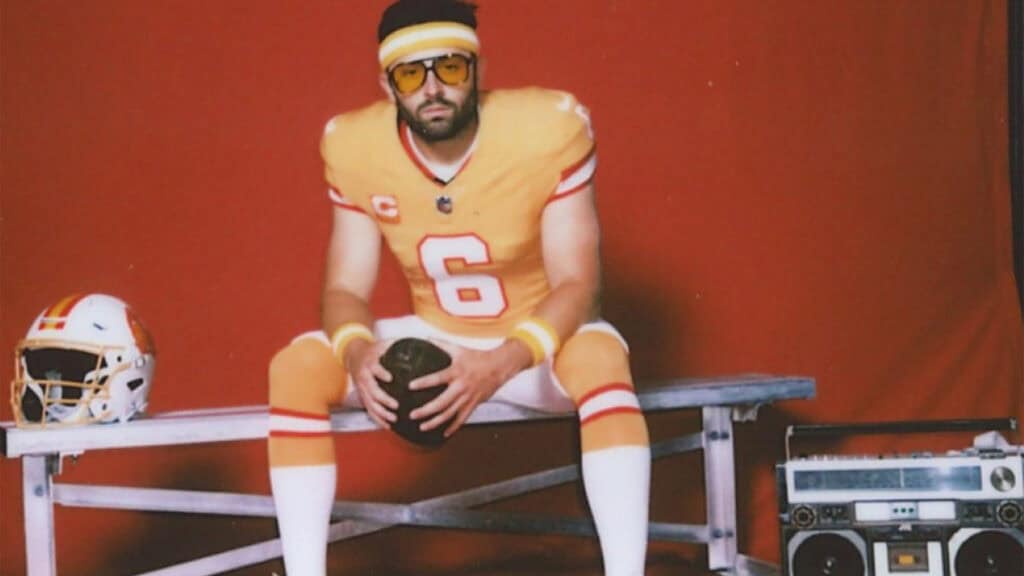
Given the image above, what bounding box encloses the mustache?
[417,98,456,113]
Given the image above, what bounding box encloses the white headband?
[379,21,479,70]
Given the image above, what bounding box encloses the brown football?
[377,337,453,447]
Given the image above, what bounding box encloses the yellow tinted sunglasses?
[389,54,474,95]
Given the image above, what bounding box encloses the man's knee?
[268,337,347,410]
[554,330,648,451]
[554,330,633,403]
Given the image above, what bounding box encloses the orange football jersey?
[321,88,596,338]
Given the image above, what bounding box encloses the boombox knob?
[992,466,1017,493]
[996,501,1023,526]
[792,505,817,528]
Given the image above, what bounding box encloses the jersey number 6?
[418,234,509,318]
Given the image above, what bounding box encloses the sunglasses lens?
[391,62,427,94]
[390,55,472,94]
[434,55,470,86]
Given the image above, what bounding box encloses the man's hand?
[408,339,533,437]
[344,338,398,429]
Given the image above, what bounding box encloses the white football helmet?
[11,294,156,427]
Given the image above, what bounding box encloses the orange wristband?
[329,322,374,361]
[508,317,560,366]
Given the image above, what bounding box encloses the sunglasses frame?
[388,53,475,95]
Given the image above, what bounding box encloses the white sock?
[582,445,651,576]
[270,464,336,576]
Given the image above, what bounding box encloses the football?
[376,337,453,447]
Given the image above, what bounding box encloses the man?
[268,1,651,574]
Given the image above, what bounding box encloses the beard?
[398,81,479,142]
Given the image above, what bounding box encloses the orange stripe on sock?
[269,430,333,438]
[580,406,642,426]
[579,411,649,453]
[270,407,330,420]
[577,382,633,407]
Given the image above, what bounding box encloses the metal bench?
[1,374,815,576]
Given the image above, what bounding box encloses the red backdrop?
[2,1,1021,574]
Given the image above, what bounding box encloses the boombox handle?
[785,417,1018,460]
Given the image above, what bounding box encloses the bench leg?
[703,406,738,572]
[24,454,58,576]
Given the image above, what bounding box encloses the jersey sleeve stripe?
[328,188,367,213]
[547,149,597,205]
[335,203,367,214]
[546,179,591,205]
[558,146,597,186]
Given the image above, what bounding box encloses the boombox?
[778,419,1024,576]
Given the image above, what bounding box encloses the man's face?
[388,51,478,142]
